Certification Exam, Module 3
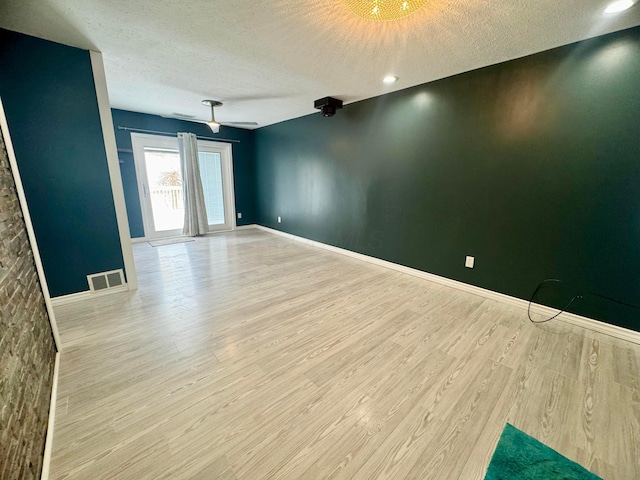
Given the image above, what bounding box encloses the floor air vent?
[87,269,125,292]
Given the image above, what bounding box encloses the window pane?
[198,151,225,226]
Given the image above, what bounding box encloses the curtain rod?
[117,126,241,144]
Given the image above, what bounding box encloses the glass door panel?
[198,151,225,226]
[196,141,235,232]
[143,148,184,237]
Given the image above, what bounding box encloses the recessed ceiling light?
[383,75,399,84]
[604,0,635,14]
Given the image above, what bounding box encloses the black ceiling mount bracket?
[314,97,343,117]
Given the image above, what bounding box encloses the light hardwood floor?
[50,230,640,479]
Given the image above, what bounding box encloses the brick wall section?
[0,128,57,479]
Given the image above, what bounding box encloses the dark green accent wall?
[255,26,640,331]
[111,109,256,238]
[0,29,124,297]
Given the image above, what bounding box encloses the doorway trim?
[90,51,138,291]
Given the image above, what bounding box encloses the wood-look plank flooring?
[50,230,640,479]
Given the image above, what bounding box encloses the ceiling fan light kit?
[344,0,429,21]
[202,99,222,133]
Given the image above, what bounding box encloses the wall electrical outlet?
[277,216,282,223]
[465,256,475,268]
[237,212,242,219]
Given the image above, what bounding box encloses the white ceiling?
[1,0,639,129]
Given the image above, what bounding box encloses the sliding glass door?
[131,133,235,239]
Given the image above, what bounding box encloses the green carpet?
[485,424,602,479]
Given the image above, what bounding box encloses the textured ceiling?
[1,0,639,129]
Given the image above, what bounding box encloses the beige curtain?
[178,132,208,236]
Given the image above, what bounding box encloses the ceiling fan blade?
[162,113,198,120]
[223,121,259,126]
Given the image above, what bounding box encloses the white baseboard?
[41,351,60,480]
[253,225,640,345]
[204,227,234,236]
[236,225,257,230]
[51,284,129,307]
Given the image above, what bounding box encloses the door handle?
[143,183,148,197]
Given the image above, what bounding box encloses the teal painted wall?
[255,27,640,331]
[0,29,124,297]
[111,109,256,238]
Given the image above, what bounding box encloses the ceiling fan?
[201,99,258,133]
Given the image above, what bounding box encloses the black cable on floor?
[527,279,639,324]
[527,279,582,324]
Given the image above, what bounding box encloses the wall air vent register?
[87,269,125,292]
